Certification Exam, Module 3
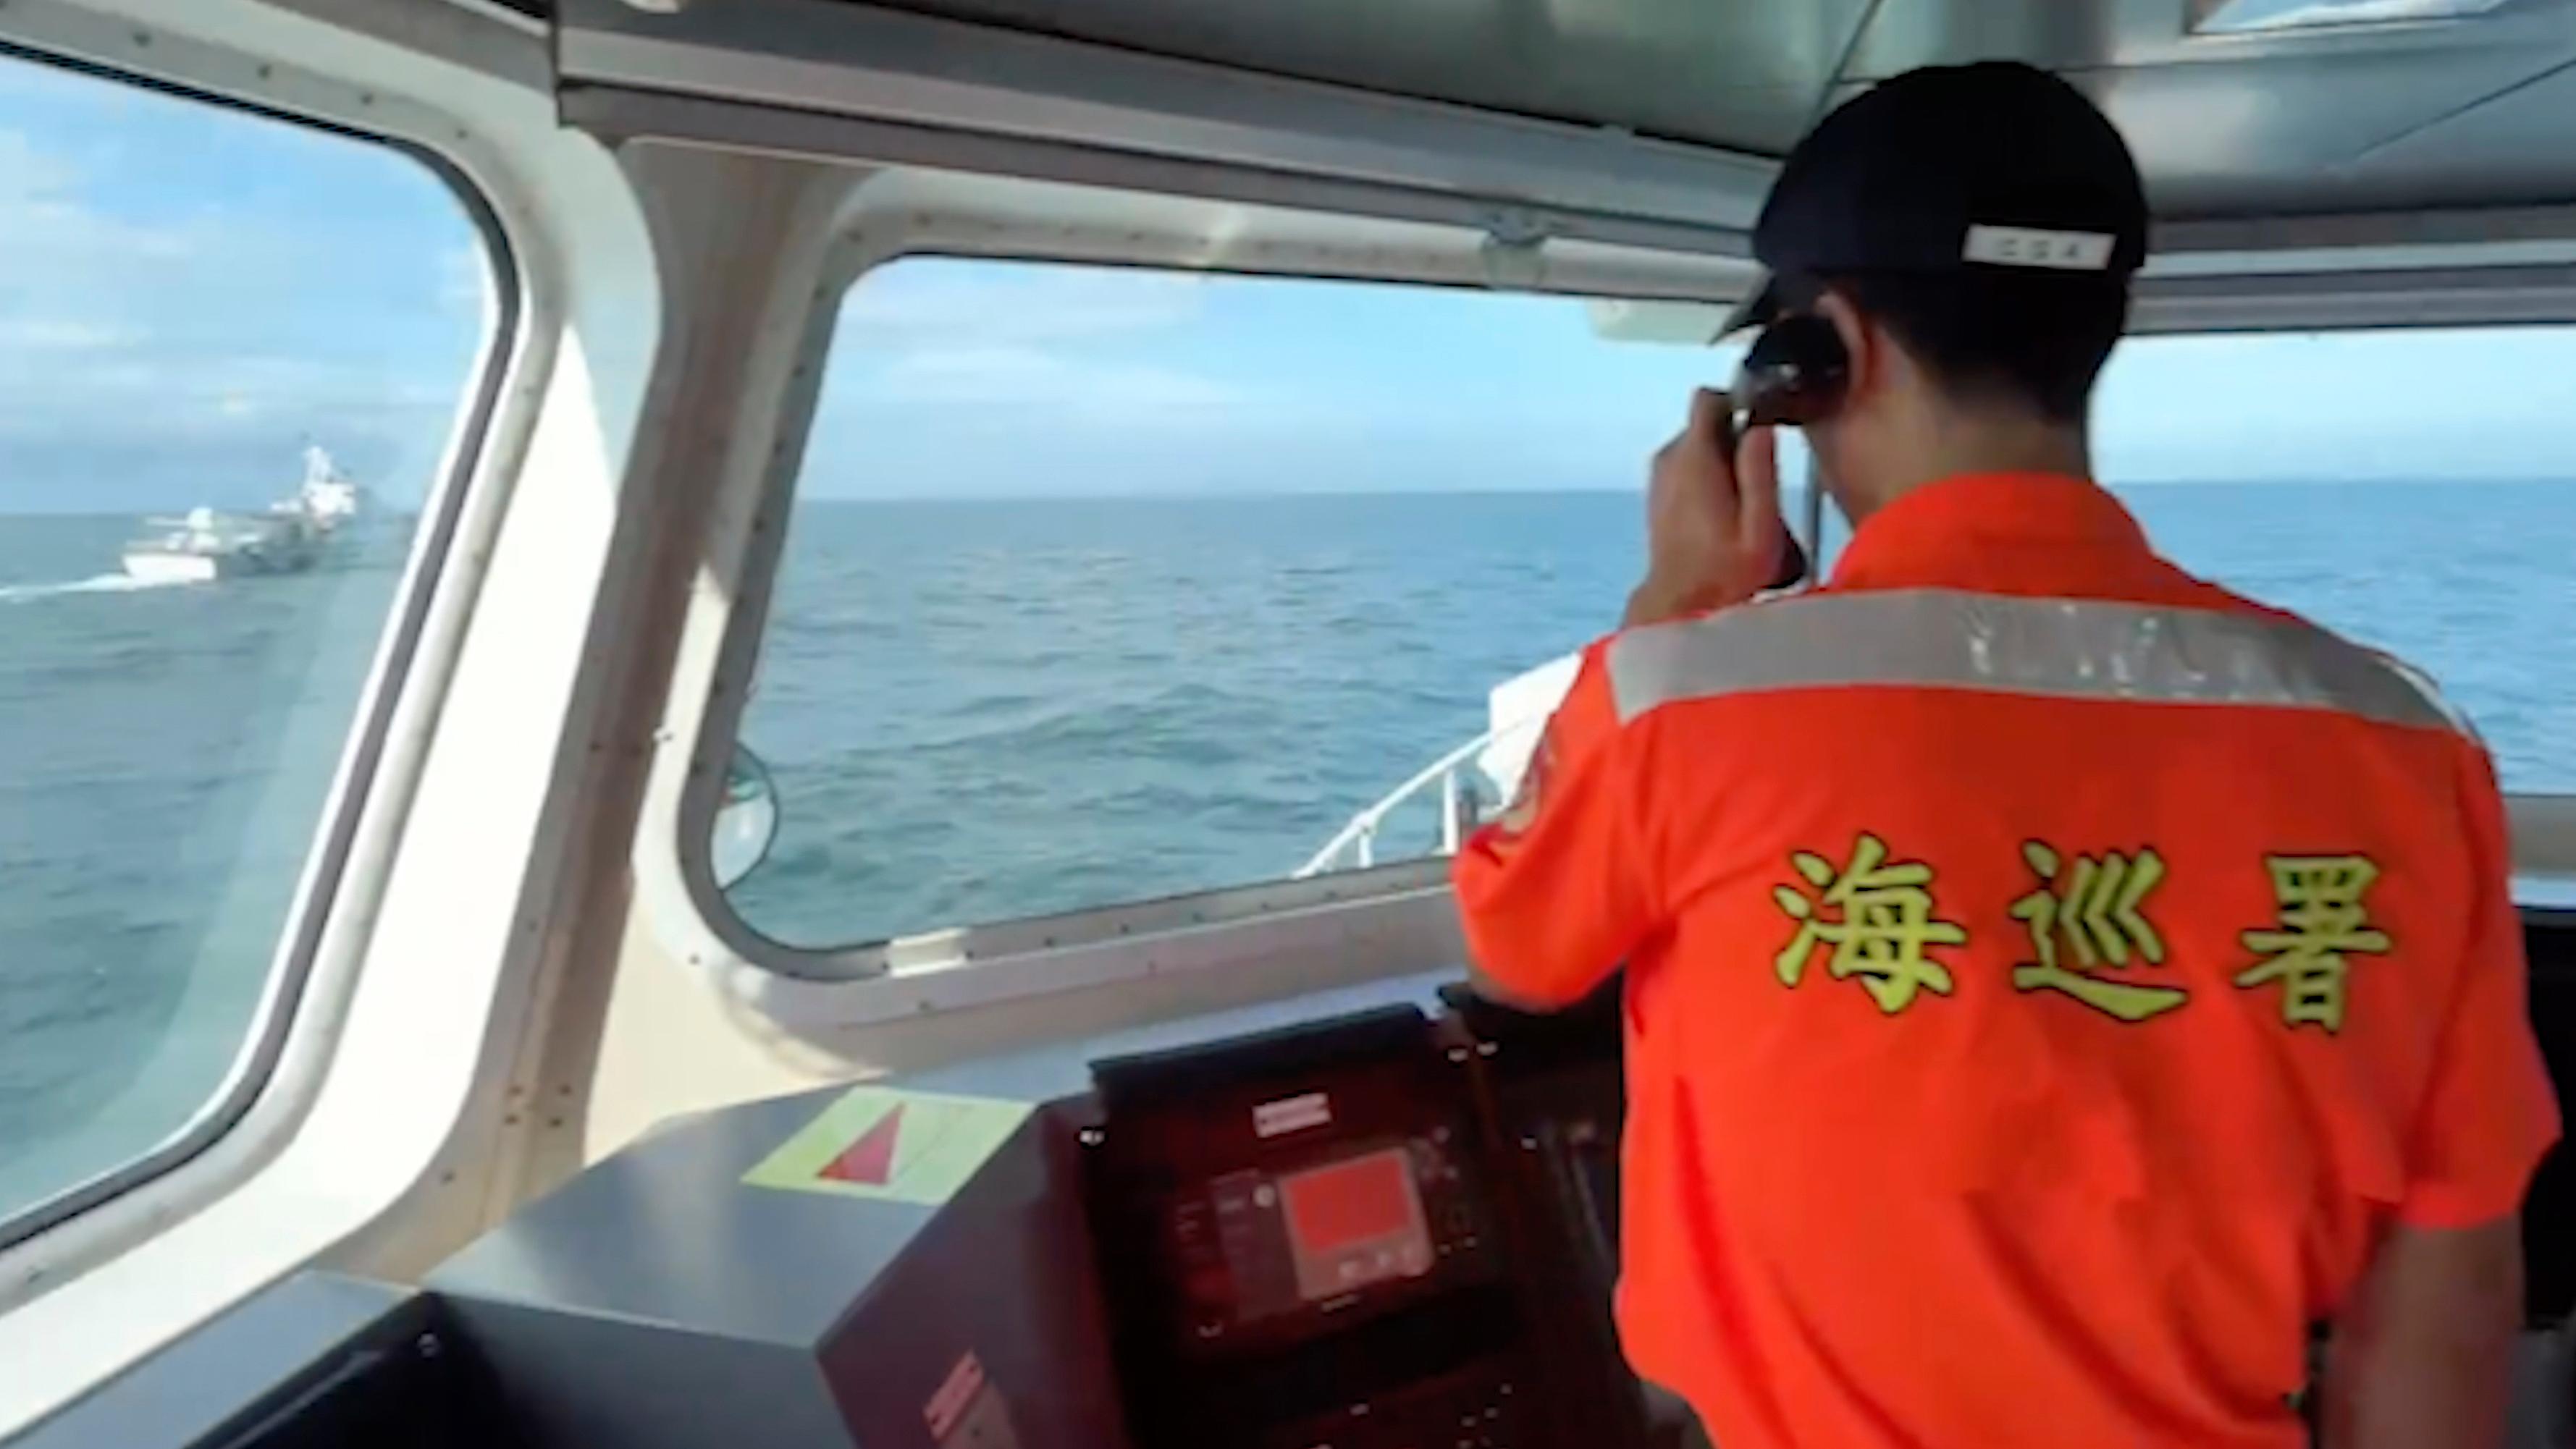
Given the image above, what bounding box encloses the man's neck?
[1840,417,2092,523]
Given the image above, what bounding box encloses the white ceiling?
[833,0,2576,218]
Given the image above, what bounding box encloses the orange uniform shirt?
[1452,473,2560,1449]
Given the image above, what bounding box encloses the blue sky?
[0,54,487,514]
[7,48,2576,513]
[810,260,2576,497]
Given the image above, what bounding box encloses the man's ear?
[1814,288,1877,402]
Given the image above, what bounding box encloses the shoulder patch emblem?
[1497,730,1556,836]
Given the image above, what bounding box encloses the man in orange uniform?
[1452,63,2559,1449]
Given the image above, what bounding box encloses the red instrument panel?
[1166,1131,1489,1352]
[1279,1149,1432,1301]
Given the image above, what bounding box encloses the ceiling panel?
[1819,62,2576,217]
[566,0,2576,235]
[1830,0,2576,216]
[846,0,1872,154]
[1845,0,2576,75]
[848,0,2576,213]
[2094,54,2573,214]
[2333,60,2576,207]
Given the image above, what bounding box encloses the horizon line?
[8,473,2576,516]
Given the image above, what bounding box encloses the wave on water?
[0,574,198,604]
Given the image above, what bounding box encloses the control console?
[41,979,1654,1449]
[1087,1007,1528,1449]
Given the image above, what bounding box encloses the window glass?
[2095,331,2576,794]
[728,260,2572,954]
[0,58,489,1223]
[727,261,1750,948]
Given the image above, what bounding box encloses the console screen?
[1278,1148,1432,1301]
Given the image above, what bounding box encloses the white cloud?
[877,343,1254,418]
[841,261,1211,349]
[804,269,1329,497]
[0,114,486,512]
[0,129,205,273]
[0,318,138,351]
[0,129,74,198]
[822,263,1278,444]
[438,242,489,316]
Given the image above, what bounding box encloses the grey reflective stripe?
[1606,588,2460,733]
[2373,649,2484,743]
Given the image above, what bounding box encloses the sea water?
[2,481,2570,1218]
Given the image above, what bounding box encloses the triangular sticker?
[744,1087,1034,1205]
[819,1102,906,1186]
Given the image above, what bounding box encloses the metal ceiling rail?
[554,0,1777,252]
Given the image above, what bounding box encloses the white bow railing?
[1295,717,1542,877]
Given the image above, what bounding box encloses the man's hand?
[1624,388,1787,630]
[2323,1214,2521,1449]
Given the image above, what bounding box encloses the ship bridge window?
[723,258,2575,955]
[723,258,1745,950]
[0,54,494,1233]
[2092,329,2576,795]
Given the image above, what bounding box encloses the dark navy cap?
[1721,62,2149,337]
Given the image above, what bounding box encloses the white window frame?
[0,27,515,1247]
[628,172,1759,1023]
[0,0,649,1430]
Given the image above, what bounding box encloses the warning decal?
[743,1086,1034,1206]
[925,1351,987,1440]
[927,1351,1021,1449]
[822,1103,907,1186]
